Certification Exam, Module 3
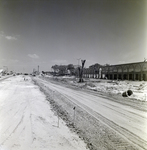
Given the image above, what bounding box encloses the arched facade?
[83,62,147,81]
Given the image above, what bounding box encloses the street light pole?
[77,58,81,67]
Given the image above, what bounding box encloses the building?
[83,61,147,81]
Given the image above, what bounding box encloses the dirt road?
[0,76,88,150]
[35,77,147,150]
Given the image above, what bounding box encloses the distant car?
[13,74,16,76]
[24,73,28,75]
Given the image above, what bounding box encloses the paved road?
[36,77,147,150]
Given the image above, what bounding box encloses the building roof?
[110,61,147,67]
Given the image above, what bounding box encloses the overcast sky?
[0,0,146,73]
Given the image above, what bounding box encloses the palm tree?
[78,60,86,82]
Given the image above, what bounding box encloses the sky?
[0,0,147,73]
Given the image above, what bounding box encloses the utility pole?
[3,66,8,73]
[38,65,39,73]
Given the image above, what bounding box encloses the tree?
[78,60,86,82]
[51,65,59,74]
[67,64,75,75]
[51,65,68,75]
[58,65,67,75]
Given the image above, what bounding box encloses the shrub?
[122,92,128,97]
[122,90,133,97]
[127,90,133,96]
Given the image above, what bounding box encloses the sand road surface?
[0,76,88,150]
[35,76,147,150]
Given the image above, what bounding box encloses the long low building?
[83,61,147,81]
